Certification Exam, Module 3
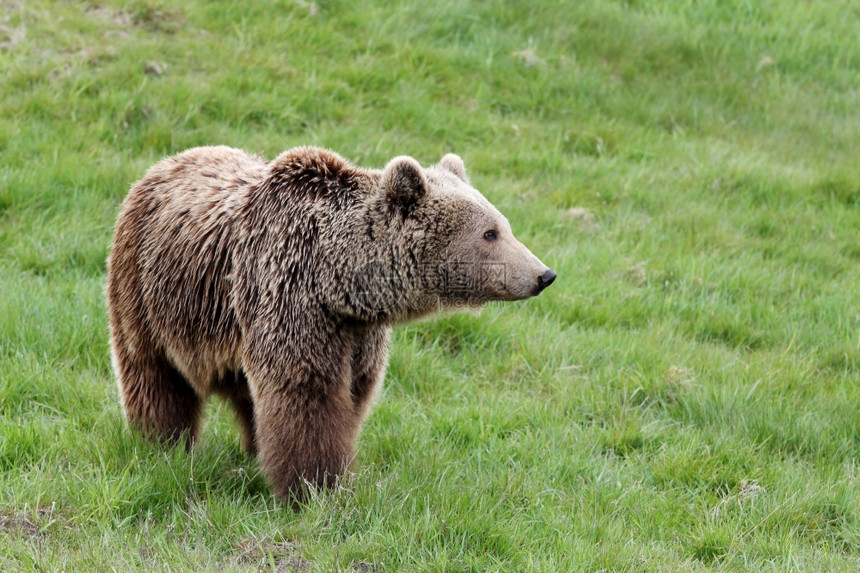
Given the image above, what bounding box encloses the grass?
[2,0,860,569]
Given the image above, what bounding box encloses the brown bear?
[106,146,555,501]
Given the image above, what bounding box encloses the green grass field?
[2,0,860,570]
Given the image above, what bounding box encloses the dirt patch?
[129,5,186,34]
[710,479,766,518]
[85,4,185,34]
[0,23,25,50]
[512,47,543,67]
[84,5,133,27]
[0,506,68,538]
[232,538,310,572]
[143,60,166,76]
[626,261,648,286]
[0,513,40,537]
[564,206,601,232]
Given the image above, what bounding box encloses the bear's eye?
[483,230,498,242]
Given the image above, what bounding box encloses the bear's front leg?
[350,326,391,423]
[243,334,360,502]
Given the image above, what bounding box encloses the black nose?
[537,269,557,291]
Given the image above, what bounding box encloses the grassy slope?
[1,0,860,570]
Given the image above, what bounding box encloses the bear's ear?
[439,153,468,183]
[382,156,427,215]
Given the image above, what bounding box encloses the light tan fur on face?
[106,146,553,503]
[424,159,552,303]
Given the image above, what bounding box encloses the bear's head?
[344,153,555,323]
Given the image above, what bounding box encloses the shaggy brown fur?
[106,146,554,501]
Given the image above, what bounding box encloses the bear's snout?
[536,269,557,293]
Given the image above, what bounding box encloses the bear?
[106,146,556,501]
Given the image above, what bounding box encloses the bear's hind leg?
[114,347,202,450]
[214,370,257,455]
